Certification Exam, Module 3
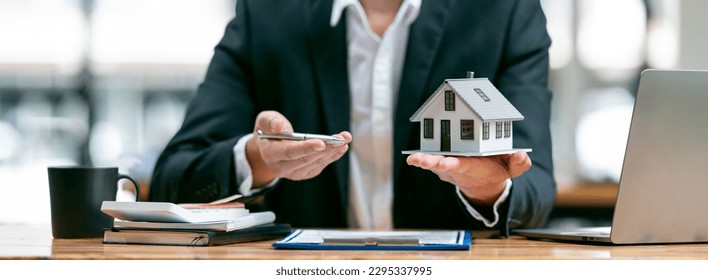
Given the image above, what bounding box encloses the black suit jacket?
[150,0,556,235]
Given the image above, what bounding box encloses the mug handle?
[118,174,141,202]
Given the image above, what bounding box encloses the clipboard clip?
[322,237,421,246]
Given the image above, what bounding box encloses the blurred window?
[0,0,85,67]
[541,0,574,69]
[460,120,474,140]
[424,119,433,139]
[91,0,234,65]
[444,90,455,111]
[577,0,646,70]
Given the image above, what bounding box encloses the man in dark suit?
[150,0,556,236]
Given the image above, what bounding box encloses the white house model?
[403,72,531,157]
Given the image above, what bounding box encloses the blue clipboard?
[272,229,472,250]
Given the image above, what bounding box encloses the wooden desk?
[2,225,708,260]
[555,182,619,208]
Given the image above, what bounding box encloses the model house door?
[441,120,451,152]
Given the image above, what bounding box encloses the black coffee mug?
[47,166,140,238]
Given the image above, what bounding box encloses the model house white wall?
[410,74,523,154]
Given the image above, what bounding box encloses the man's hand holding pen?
[246,110,352,188]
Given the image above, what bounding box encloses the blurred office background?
[0,0,706,227]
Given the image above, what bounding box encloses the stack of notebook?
[100,199,291,246]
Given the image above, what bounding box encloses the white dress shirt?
[232,0,510,229]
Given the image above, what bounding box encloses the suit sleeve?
[494,0,557,235]
[149,0,258,203]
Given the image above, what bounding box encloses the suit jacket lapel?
[303,0,456,217]
[394,0,456,184]
[305,0,351,212]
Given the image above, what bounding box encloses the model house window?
[424,118,434,138]
[474,88,490,102]
[496,122,502,138]
[444,90,455,111]
[460,120,474,140]
[504,121,511,138]
[482,122,489,140]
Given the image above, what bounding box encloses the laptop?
[514,69,708,244]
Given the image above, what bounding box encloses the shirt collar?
[330,0,422,27]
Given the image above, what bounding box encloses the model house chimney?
[467,71,474,78]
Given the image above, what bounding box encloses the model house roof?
[410,78,524,122]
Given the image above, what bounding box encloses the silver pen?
[256,130,345,144]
